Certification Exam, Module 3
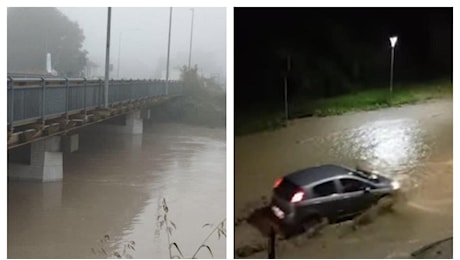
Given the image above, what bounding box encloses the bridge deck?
[7,77,183,149]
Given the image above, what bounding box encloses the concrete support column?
[141,108,151,120]
[121,110,143,134]
[62,134,79,153]
[89,110,144,135]
[8,136,63,182]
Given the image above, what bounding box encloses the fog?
[8,7,225,82]
[60,7,225,81]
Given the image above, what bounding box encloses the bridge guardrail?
[7,77,183,129]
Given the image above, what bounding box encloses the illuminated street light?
[389,36,398,99]
[390,36,398,48]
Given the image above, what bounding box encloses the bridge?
[7,76,183,182]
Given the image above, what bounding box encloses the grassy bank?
[236,80,452,136]
[148,66,226,128]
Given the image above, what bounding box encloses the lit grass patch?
[235,80,452,136]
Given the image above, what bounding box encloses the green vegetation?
[150,66,226,128]
[235,80,452,136]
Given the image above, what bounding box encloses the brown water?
[235,99,452,258]
[8,123,226,259]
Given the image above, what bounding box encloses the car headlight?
[391,181,400,190]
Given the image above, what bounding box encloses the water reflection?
[327,119,430,177]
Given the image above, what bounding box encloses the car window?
[312,181,337,197]
[340,178,367,193]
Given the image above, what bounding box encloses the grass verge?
[235,80,452,136]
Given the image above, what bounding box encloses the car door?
[308,180,343,220]
[338,178,375,216]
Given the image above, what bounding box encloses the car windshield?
[350,170,380,183]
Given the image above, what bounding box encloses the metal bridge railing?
[7,77,183,129]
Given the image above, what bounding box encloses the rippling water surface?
[8,123,226,258]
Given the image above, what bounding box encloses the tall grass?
[91,235,136,259]
[92,198,226,259]
[157,198,226,259]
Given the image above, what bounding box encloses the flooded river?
[8,123,226,258]
[235,99,452,258]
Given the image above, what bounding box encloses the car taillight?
[291,190,305,203]
[273,178,283,188]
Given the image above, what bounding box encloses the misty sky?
[59,7,226,80]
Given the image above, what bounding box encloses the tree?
[7,7,87,77]
[180,65,201,89]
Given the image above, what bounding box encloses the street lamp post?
[104,7,112,108]
[389,36,398,100]
[188,8,195,69]
[165,7,173,95]
[284,74,288,122]
[284,55,291,123]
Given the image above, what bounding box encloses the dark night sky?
[234,7,453,108]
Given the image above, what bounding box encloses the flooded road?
[8,123,226,258]
[235,99,452,258]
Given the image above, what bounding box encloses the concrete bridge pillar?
[141,108,151,120]
[122,110,143,134]
[8,136,63,182]
[87,110,145,135]
[62,134,79,153]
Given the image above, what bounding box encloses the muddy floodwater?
[235,99,452,258]
[8,123,226,258]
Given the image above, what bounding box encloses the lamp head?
[390,36,398,48]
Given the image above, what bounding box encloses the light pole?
[284,55,291,123]
[165,7,173,95]
[116,29,140,79]
[104,7,112,108]
[389,36,398,100]
[188,8,195,69]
